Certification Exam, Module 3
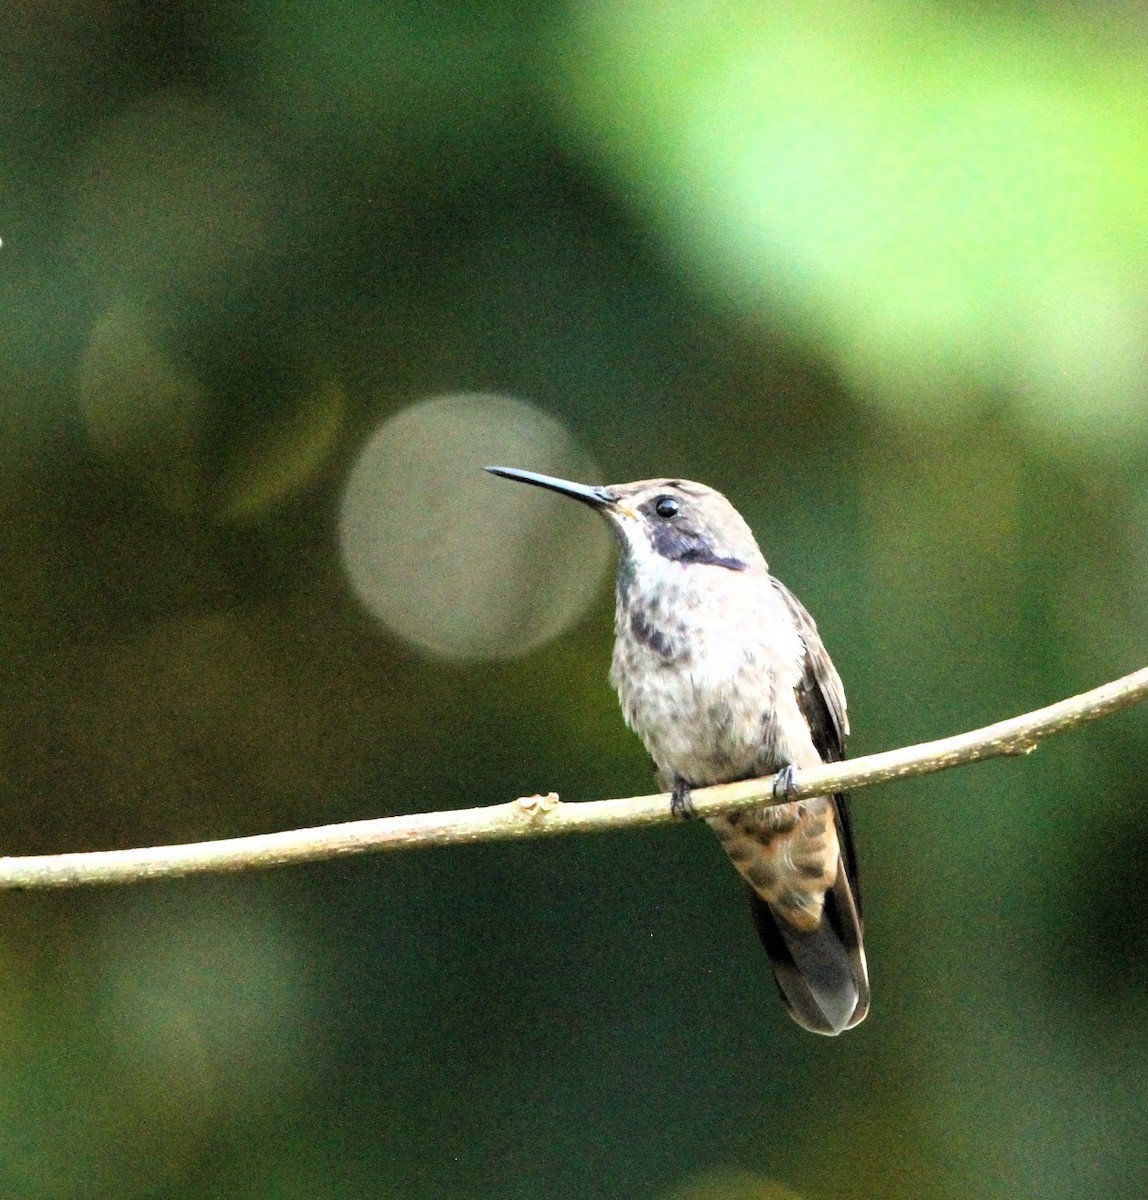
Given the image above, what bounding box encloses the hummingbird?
[485,465,869,1034]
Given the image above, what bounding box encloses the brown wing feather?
[750,579,869,1033]
[772,578,861,908]
[771,578,848,756]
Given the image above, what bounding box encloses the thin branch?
[2,665,1146,891]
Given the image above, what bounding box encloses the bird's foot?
[772,764,799,803]
[670,779,697,820]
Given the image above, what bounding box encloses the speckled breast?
[608,569,806,787]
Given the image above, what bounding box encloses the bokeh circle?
[339,393,612,660]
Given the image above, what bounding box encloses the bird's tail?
[748,859,869,1035]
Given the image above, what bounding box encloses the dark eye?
[654,495,680,519]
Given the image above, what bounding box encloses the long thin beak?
[484,466,616,508]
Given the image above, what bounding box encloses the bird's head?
[484,467,766,578]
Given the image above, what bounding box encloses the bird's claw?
[772,764,798,802]
[670,780,697,820]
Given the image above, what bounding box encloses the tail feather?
[749,860,869,1035]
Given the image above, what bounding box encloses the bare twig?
[1,665,1146,890]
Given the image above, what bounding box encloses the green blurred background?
[2,2,1148,1197]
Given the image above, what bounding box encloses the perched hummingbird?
[486,466,869,1034]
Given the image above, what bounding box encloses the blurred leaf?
[77,299,206,510]
[217,379,346,523]
[556,0,1148,449]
